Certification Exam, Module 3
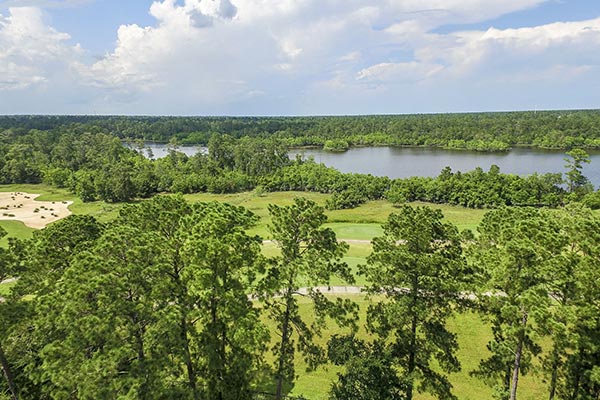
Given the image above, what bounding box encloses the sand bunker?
[0,192,73,229]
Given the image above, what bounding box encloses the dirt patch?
[0,192,73,229]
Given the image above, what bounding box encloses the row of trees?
[2,110,600,150]
[267,149,594,209]
[0,197,354,400]
[2,197,599,399]
[328,204,600,400]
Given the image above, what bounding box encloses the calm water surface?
[134,143,600,189]
[131,143,206,158]
[290,147,600,188]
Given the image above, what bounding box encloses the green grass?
[416,201,487,233]
[0,187,491,241]
[184,191,330,238]
[0,220,35,246]
[184,191,329,218]
[327,199,396,223]
[68,199,124,223]
[183,192,486,239]
[0,183,73,200]
[261,239,371,286]
[261,295,546,400]
[325,223,383,240]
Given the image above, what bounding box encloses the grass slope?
[0,220,34,246]
[185,191,486,239]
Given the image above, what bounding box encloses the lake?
[129,142,206,158]
[289,147,600,189]
[132,143,600,189]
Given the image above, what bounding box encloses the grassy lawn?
[184,191,486,239]
[261,237,372,286]
[325,222,383,240]
[0,187,498,242]
[417,201,487,233]
[0,220,35,246]
[0,183,74,201]
[185,191,329,238]
[68,200,124,223]
[262,295,546,400]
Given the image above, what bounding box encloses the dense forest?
[0,122,598,210]
[1,110,600,150]
[1,198,600,399]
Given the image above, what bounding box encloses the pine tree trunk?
[406,275,419,400]
[548,348,559,400]
[172,251,199,400]
[132,315,148,400]
[0,343,18,400]
[209,286,226,400]
[406,313,418,400]
[509,311,528,400]
[570,354,582,400]
[181,316,199,400]
[275,289,293,400]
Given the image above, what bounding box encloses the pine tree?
[361,205,470,400]
[261,197,357,400]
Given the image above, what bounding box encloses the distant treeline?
[0,127,597,209]
[1,110,600,150]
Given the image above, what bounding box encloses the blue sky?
[0,0,599,115]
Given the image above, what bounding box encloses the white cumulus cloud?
[356,62,444,83]
[1,0,600,114]
[0,7,81,90]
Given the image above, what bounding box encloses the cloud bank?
[0,0,599,114]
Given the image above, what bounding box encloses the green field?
[266,295,547,400]
[0,186,486,246]
[0,220,35,246]
[184,191,485,239]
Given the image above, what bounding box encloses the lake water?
[289,147,600,189]
[131,143,600,189]
[129,142,206,158]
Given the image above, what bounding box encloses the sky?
[0,0,599,115]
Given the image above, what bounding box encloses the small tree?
[564,149,592,197]
[328,335,407,400]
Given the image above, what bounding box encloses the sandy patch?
[0,192,73,229]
